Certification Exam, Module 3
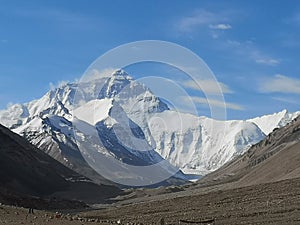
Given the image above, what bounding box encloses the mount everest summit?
[0,70,299,184]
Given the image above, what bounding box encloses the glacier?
[0,69,299,180]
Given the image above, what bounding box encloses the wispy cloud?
[226,40,280,66]
[255,58,280,66]
[260,74,300,94]
[49,72,113,90]
[182,79,233,94]
[49,80,70,90]
[85,68,119,81]
[177,9,231,34]
[251,50,280,66]
[188,96,244,111]
[272,97,299,104]
[178,10,219,32]
[209,24,232,30]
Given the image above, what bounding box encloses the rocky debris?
[78,176,300,224]
[0,204,133,224]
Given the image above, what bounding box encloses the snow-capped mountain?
[0,83,113,185]
[147,111,265,174]
[0,70,181,185]
[0,70,299,180]
[247,109,300,135]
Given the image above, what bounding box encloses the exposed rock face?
[0,69,299,179]
[0,124,122,206]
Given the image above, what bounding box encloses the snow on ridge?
[73,99,113,126]
[248,109,300,135]
[148,110,266,175]
[0,70,299,177]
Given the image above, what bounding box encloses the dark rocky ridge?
[0,124,122,208]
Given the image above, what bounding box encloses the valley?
[0,73,300,225]
[1,1,299,224]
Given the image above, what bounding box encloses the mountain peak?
[110,69,133,80]
[280,109,288,114]
[97,70,134,99]
[247,108,299,135]
[112,69,128,76]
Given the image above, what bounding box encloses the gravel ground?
[1,178,300,224]
[0,204,108,225]
[81,178,300,225]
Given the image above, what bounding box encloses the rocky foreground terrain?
[0,204,106,224]
[5,175,300,225]
[2,177,300,225]
[77,178,300,225]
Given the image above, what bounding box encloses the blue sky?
[1,0,300,120]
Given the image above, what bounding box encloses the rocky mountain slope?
[198,114,300,187]
[0,123,122,206]
[0,70,299,180]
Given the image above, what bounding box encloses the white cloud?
[49,80,69,90]
[260,74,300,94]
[209,24,232,30]
[254,56,279,66]
[226,40,242,46]
[182,79,233,94]
[189,96,244,110]
[178,10,216,32]
[226,40,280,66]
[85,68,119,81]
[177,9,230,32]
